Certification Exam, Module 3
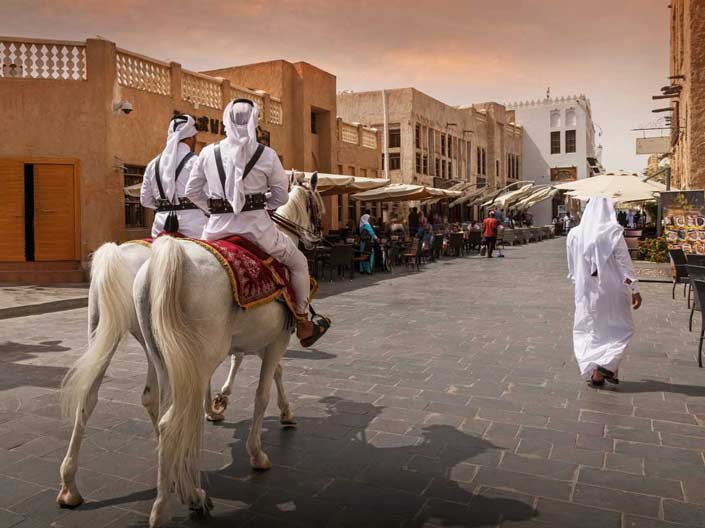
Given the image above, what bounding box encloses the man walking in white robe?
[185,99,329,347]
[140,114,207,238]
[567,197,642,386]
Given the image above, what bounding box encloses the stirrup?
[299,311,331,348]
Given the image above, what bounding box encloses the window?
[551,131,561,154]
[347,195,356,225]
[337,164,343,174]
[442,160,447,178]
[550,110,561,128]
[389,128,401,148]
[441,134,446,155]
[448,160,453,178]
[435,157,440,176]
[310,112,317,134]
[507,154,512,179]
[422,154,428,175]
[566,108,577,127]
[389,153,401,170]
[448,137,452,158]
[416,153,422,174]
[496,160,500,178]
[482,148,487,175]
[124,165,147,229]
[415,124,421,148]
[565,130,576,153]
[476,147,482,174]
[516,156,520,179]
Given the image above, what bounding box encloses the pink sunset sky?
[2,0,669,172]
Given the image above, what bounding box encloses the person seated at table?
[359,213,377,274]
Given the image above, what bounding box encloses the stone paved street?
[1,238,705,527]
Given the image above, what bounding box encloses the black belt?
[208,193,267,215]
[156,197,200,212]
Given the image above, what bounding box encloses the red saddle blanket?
[129,234,315,319]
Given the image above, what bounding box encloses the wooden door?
[33,164,76,261]
[0,160,25,261]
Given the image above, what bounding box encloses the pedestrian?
[564,213,573,233]
[482,210,499,258]
[358,213,377,274]
[408,207,419,236]
[567,196,642,386]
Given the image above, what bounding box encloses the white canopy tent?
[483,184,535,209]
[351,183,462,203]
[554,171,675,202]
[290,171,390,196]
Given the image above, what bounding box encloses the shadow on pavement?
[202,396,537,527]
[616,379,705,397]
[0,340,70,392]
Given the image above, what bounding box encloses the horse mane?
[277,185,325,226]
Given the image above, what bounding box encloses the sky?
[2,0,670,172]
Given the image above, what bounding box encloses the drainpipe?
[382,89,389,180]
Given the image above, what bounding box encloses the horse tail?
[61,242,134,419]
[148,236,205,504]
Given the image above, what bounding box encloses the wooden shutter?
[33,164,77,261]
[0,160,25,262]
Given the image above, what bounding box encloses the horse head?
[278,171,325,250]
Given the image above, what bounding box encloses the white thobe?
[567,235,639,378]
[140,143,208,238]
[185,142,311,314]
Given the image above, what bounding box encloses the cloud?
[0,0,669,171]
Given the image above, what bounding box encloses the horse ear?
[310,171,319,192]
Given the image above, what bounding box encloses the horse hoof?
[250,451,272,470]
[56,487,83,509]
[280,412,297,426]
[189,492,213,517]
[210,393,228,416]
[206,413,225,423]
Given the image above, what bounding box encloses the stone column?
[169,62,181,102]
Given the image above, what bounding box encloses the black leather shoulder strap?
[243,144,265,180]
[214,142,265,197]
[175,151,195,181]
[214,143,227,196]
[154,155,166,200]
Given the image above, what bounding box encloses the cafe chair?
[691,279,705,367]
[669,249,689,301]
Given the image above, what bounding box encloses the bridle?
[270,183,323,243]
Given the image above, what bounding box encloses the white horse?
[57,176,321,511]
[132,177,324,527]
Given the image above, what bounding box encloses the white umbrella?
[352,183,462,202]
[292,171,390,195]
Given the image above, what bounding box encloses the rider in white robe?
[567,196,642,385]
[140,114,207,238]
[185,99,329,346]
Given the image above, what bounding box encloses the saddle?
[127,234,316,320]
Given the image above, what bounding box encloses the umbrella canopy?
[124,183,141,198]
[514,187,559,210]
[425,182,475,205]
[449,187,491,207]
[483,184,535,208]
[292,171,390,196]
[351,183,462,202]
[559,171,668,202]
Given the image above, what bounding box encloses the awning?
[291,171,390,196]
[351,183,462,202]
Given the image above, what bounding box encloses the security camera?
[113,101,133,114]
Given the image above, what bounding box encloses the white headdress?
[571,196,623,280]
[159,114,197,200]
[222,99,259,213]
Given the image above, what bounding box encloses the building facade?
[669,0,705,190]
[0,36,380,282]
[506,95,601,225]
[337,88,522,221]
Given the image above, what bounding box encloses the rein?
[270,211,319,240]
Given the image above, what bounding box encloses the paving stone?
[472,467,572,501]
[573,483,660,518]
[604,452,644,475]
[532,497,621,528]
[578,467,682,499]
[663,499,705,526]
[516,438,552,458]
[499,453,578,481]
